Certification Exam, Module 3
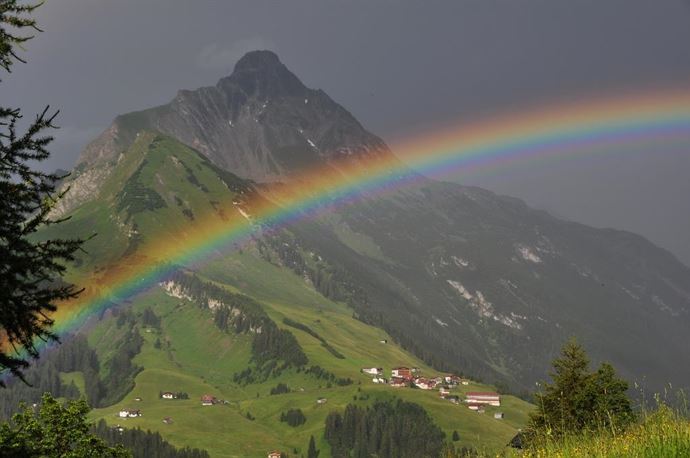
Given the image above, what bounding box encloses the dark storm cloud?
[3,0,689,263]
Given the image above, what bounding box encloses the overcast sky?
[3,0,690,264]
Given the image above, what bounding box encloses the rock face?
[76,50,391,181]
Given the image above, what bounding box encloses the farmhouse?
[413,377,436,390]
[201,394,216,406]
[389,377,407,387]
[361,367,383,376]
[118,409,141,418]
[161,392,174,399]
[467,403,485,412]
[465,392,501,406]
[444,375,461,385]
[391,366,413,379]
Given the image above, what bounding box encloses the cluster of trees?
[302,365,352,386]
[282,318,345,359]
[117,159,167,220]
[0,394,128,457]
[279,408,306,427]
[141,307,161,328]
[269,383,290,395]
[324,400,447,457]
[93,420,209,458]
[527,338,634,439]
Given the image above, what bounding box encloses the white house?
[118,409,141,418]
[465,392,501,406]
[361,367,383,376]
[413,378,435,390]
[161,392,174,399]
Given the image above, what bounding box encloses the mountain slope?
[34,132,532,457]
[56,50,690,396]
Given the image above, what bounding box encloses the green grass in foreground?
[506,405,690,458]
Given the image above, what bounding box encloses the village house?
[444,375,461,385]
[460,379,470,386]
[161,392,175,399]
[118,409,141,418]
[389,377,407,387]
[391,366,413,379]
[372,377,387,384]
[439,386,450,397]
[361,367,383,376]
[465,392,501,406]
[201,394,216,406]
[467,403,485,413]
[267,451,283,458]
[414,377,435,390]
[494,412,505,419]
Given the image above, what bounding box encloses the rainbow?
[38,87,690,349]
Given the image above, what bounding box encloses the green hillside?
[33,131,533,457]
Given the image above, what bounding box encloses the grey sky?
[3,0,690,263]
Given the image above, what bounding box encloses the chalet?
[316,398,327,405]
[267,451,283,458]
[161,392,175,399]
[413,378,435,390]
[444,375,461,385]
[391,367,413,379]
[201,395,216,406]
[361,367,383,376]
[118,409,141,418]
[467,403,485,413]
[494,412,505,419]
[465,392,501,406]
[389,377,407,388]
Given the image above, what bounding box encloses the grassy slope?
[41,132,531,456]
[89,253,532,457]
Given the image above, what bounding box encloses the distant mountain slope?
[56,51,690,396]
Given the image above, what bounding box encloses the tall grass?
[511,393,690,458]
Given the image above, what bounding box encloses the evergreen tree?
[307,435,319,458]
[452,430,460,441]
[0,0,85,383]
[528,338,633,438]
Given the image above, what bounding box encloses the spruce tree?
[528,338,633,438]
[307,435,319,458]
[1,1,85,384]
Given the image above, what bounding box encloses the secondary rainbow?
[45,87,690,343]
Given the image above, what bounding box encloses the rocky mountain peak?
[219,50,307,99]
